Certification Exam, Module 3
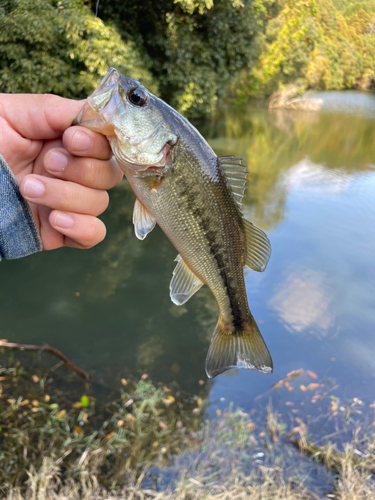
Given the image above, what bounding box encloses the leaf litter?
[0,357,374,499]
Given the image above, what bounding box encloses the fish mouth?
[116,141,174,173]
[75,100,173,171]
[78,101,174,171]
[74,67,177,172]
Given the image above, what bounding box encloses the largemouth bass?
[75,68,273,378]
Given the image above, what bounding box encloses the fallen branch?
[0,341,92,382]
[268,84,323,111]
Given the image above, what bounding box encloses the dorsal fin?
[218,155,248,209]
[243,219,271,272]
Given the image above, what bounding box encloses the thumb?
[2,94,85,140]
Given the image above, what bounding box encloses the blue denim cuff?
[0,154,43,260]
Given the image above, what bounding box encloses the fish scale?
[75,67,273,378]
[130,139,248,326]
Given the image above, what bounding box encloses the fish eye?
[128,88,147,107]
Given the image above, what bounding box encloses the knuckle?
[82,219,106,248]
[41,93,60,106]
[83,224,98,247]
[82,158,97,186]
[59,181,76,207]
[93,134,112,158]
[114,161,124,185]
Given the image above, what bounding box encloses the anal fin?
[205,315,273,378]
[133,198,156,240]
[243,219,271,272]
[170,255,203,305]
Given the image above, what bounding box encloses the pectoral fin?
[243,219,271,272]
[170,255,203,305]
[133,198,156,240]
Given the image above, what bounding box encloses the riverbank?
[0,356,374,499]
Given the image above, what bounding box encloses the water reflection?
[0,92,375,405]
[281,159,352,195]
[269,267,333,336]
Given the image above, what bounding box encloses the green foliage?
[0,363,202,491]
[98,0,271,117]
[0,0,157,97]
[250,0,375,95]
[0,0,374,116]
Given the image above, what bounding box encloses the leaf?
[164,396,175,406]
[331,401,338,411]
[80,395,89,408]
[307,383,319,391]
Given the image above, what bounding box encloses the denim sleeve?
[0,154,43,260]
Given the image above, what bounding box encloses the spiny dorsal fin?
[170,255,203,305]
[218,155,248,209]
[133,198,156,240]
[243,218,271,272]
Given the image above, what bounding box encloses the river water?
[1,91,374,423]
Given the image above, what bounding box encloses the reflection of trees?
[0,181,217,394]
[2,98,375,396]
[199,100,375,231]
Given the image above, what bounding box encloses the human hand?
[0,94,123,250]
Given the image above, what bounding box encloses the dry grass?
[3,418,375,500]
[4,459,317,500]
[1,362,375,500]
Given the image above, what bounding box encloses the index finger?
[62,126,112,160]
[0,94,83,140]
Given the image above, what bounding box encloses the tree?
[0,0,157,97]
[97,0,271,116]
[249,0,375,95]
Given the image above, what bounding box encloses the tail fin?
[205,316,273,378]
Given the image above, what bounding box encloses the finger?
[44,148,123,189]
[49,211,107,249]
[62,126,112,160]
[1,94,84,140]
[20,175,109,216]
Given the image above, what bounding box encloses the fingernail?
[24,177,45,198]
[53,212,74,229]
[46,151,68,172]
[71,130,92,152]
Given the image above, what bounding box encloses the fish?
[74,67,273,378]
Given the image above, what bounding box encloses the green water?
[1,91,375,417]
